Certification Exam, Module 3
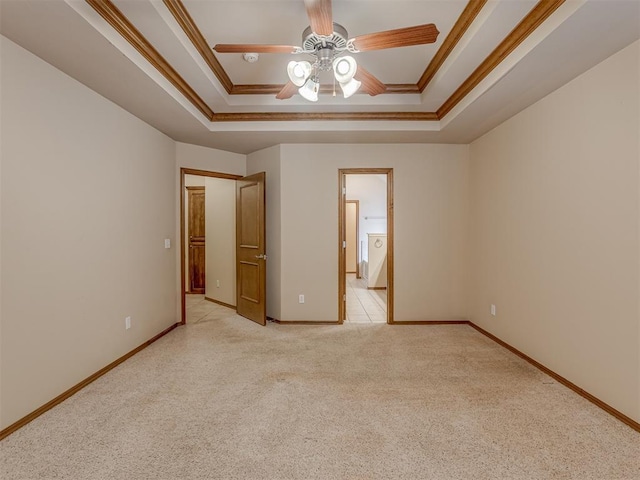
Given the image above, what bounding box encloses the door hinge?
[342,187,346,195]
[343,240,346,248]
[343,295,346,301]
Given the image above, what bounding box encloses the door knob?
[255,254,268,260]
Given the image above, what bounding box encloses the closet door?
[187,187,205,293]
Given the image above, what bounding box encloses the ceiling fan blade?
[276,81,298,100]
[351,24,439,52]
[354,66,387,96]
[213,44,298,54]
[304,0,333,36]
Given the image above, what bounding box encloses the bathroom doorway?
[338,168,394,324]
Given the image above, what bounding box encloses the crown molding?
[418,0,489,92]
[84,0,566,124]
[162,0,233,94]
[210,112,439,122]
[438,0,566,118]
[85,0,213,120]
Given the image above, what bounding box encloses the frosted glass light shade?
[298,77,319,102]
[287,61,312,87]
[332,56,357,83]
[339,78,361,98]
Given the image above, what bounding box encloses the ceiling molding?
[85,0,432,121]
[210,112,439,122]
[418,0,488,92]
[438,0,566,118]
[85,0,214,120]
[162,0,233,94]
[165,0,420,97]
[231,84,286,95]
[84,0,569,124]
[231,83,420,95]
[379,84,421,95]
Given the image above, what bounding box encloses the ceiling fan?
[212,0,439,102]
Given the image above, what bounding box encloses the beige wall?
[345,201,358,272]
[469,41,640,422]
[176,142,246,176]
[279,144,469,322]
[184,175,206,186]
[0,37,177,428]
[204,177,236,306]
[345,174,388,265]
[246,146,282,320]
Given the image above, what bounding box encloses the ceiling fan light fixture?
[298,76,320,102]
[339,78,361,98]
[332,55,357,83]
[287,60,312,87]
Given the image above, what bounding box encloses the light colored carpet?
[2,311,639,479]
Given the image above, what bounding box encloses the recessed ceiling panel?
[184,0,307,85]
[112,0,224,104]
[187,0,467,86]
[2,0,639,153]
[422,0,538,102]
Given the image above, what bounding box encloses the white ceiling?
[1,0,638,154]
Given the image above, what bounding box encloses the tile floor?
[186,294,236,323]
[345,273,387,323]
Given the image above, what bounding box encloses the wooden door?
[345,200,359,276]
[236,172,266,325]
[188,187,205,293]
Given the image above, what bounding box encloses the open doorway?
[338,169,394,324]
[179,168,267,326]
[180,168,241,325]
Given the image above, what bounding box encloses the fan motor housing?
[302,22,348,52]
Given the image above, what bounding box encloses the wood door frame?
[338,169,394,324]
[345,200,360,278]
[180,168,242,325]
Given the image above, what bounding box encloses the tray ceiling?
[1,0,639,153]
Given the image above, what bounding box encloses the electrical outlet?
[299,294,305,304]
[216,280,220,288]
[490,304,496,316]
[125,316,131,330]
